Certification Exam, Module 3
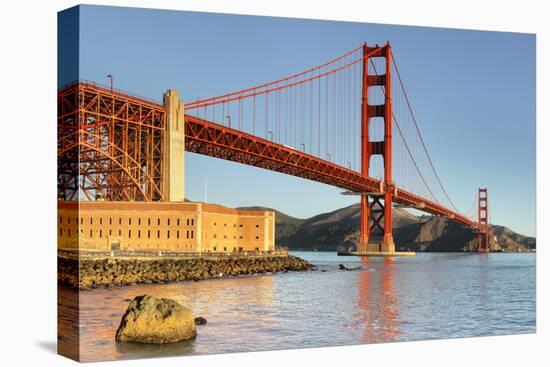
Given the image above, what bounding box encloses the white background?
[0,0,547,365]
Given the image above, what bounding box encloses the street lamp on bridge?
[268,130,273,141]
[226,115,232,128]
[106,74,113,93]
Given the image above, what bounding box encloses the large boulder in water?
[115,295,196,344]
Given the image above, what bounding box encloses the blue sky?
[61,5,536,236]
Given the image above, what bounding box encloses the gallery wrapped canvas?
[57,4,536,362]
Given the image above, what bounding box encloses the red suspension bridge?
[57,42,490,253]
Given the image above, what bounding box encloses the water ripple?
[58,252,536,362]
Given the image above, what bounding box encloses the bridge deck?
[58,82,480,231]
[184,114,478,229]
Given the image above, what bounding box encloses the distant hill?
[236,206,304,240]
[239,204,535,252]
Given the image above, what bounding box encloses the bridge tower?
[477,188,489,252]
[359,42,395,253]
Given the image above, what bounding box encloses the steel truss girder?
[57,82,165,202]
[57,82,480,231]
[184,115,382,193]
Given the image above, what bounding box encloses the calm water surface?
[59,252,536,362]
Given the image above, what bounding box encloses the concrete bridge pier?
[163,89,185,202]
[339,242,412,257]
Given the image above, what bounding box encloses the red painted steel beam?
[58,82,481,231]
[360,43,370,249]
[184,114,479,230]
[383,43,394,246]
[184,114,382,193]
[58,82,166,202]
[477,188,489,252]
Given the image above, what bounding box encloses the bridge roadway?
[59,82,479,230]
[185,114,477,229]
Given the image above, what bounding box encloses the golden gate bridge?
[57,41,490,253]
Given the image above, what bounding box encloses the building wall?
[57,201,275,253]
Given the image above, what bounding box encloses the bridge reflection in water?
[353,257,401,343]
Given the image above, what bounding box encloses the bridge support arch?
[359,42,395,253]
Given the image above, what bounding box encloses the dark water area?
[58,252,536,362]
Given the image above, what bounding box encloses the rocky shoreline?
[58,255,313,290]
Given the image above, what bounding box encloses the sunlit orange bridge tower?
[477,188,490,253]
[356,43,399,255]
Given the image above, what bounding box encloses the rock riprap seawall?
[116,295,196,344]
[58,255,312,290]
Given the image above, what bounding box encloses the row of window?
[59,217,264,230]
[209,246,261,252]
[59,228,194,240]
[60,226,263,241]
[113,243,196,250]
[131,243,195,249]
[212,222,258,228]
[211,234,260,240]
[59,216,195,226]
